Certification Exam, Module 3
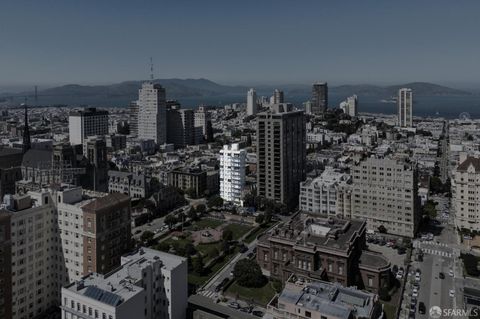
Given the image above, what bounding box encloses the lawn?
[196,241,222,259]
[186,218,224,231]
[158,236,193,255]
[226,280,277,306]
[223,223,253,240]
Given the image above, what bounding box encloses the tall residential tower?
[137,82,167,144]
[246,88,257,115]
[256,104,306,209]
[398,88,413,127]
[219,143,246,205]
[311,82,328,115]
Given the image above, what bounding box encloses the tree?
[207,195,224,208]
[164,215,177,228]
[378,287,391,301]
[140,231,154,243]
[185,243,196,257]
[255,214,265,224]
[187,207,198,221]
[233,259,266,288]
[208,247,220,260]
[422,200,437,218]
[222,229,234,242]
[185,187,198,198]
[430,176,443,194]
[193,256,205,275]
[378,225,387,234]
[156,241,170,252]
[195,204,207,214]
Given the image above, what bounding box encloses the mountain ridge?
[0,79,471,106]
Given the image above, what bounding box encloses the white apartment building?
[219,143,246,205]
[137,82,167,145]
[69,108,109,146]
[398,88,413,127]
[339,94,358,117]
[299,167,351,215]
[61,248,188,319]
[343,157,419,237]
[247,88,257,116]
[453,156,480,232]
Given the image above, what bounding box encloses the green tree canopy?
[233,259,266,288]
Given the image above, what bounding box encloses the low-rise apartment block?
[61,248,187,319]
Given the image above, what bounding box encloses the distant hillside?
[330,82,470,97]
[0,79,470,107]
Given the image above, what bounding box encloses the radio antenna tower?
[150,57,154,82]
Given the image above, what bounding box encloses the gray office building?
[311,82,328,114]
[256,103,306,209]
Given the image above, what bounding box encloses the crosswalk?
[413,241,449,248]
[199,290,217,298]
[419,247,452,258]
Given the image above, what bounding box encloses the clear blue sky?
[1,0,479,88]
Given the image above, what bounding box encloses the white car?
[415,274,421,282]
[449,269,454,277]
[412,290,418,298]
[449,289,455,297]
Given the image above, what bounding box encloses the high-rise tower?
[398,88,413,127]
[256,104,306,209]
[22,103,31,153]
[247,88,257,115]
[311,82,328,114]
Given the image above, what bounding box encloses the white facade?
[137,82,167,145]
[453,157,480,232]
[69,108,109,146]
[61,248,187,319]
[194,109,210,137]
[339,95,358,117]
[247,88,257,116]
[219,143,246,205]
[299,167,351,215]
[398,88,413,127]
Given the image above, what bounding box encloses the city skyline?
[1,1,480,88]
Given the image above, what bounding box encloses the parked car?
[449,269,454,277]
[419,302,426,314]
[449,289,455,297]
[439,272,445,279]
[252,310,264,317]
[228,302,240,309]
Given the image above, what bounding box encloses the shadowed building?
[256,104,306,209]
[311,82,328,115]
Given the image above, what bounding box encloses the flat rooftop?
[64,248,185,306]
[275,277,378,319]
[259,213,366,252]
